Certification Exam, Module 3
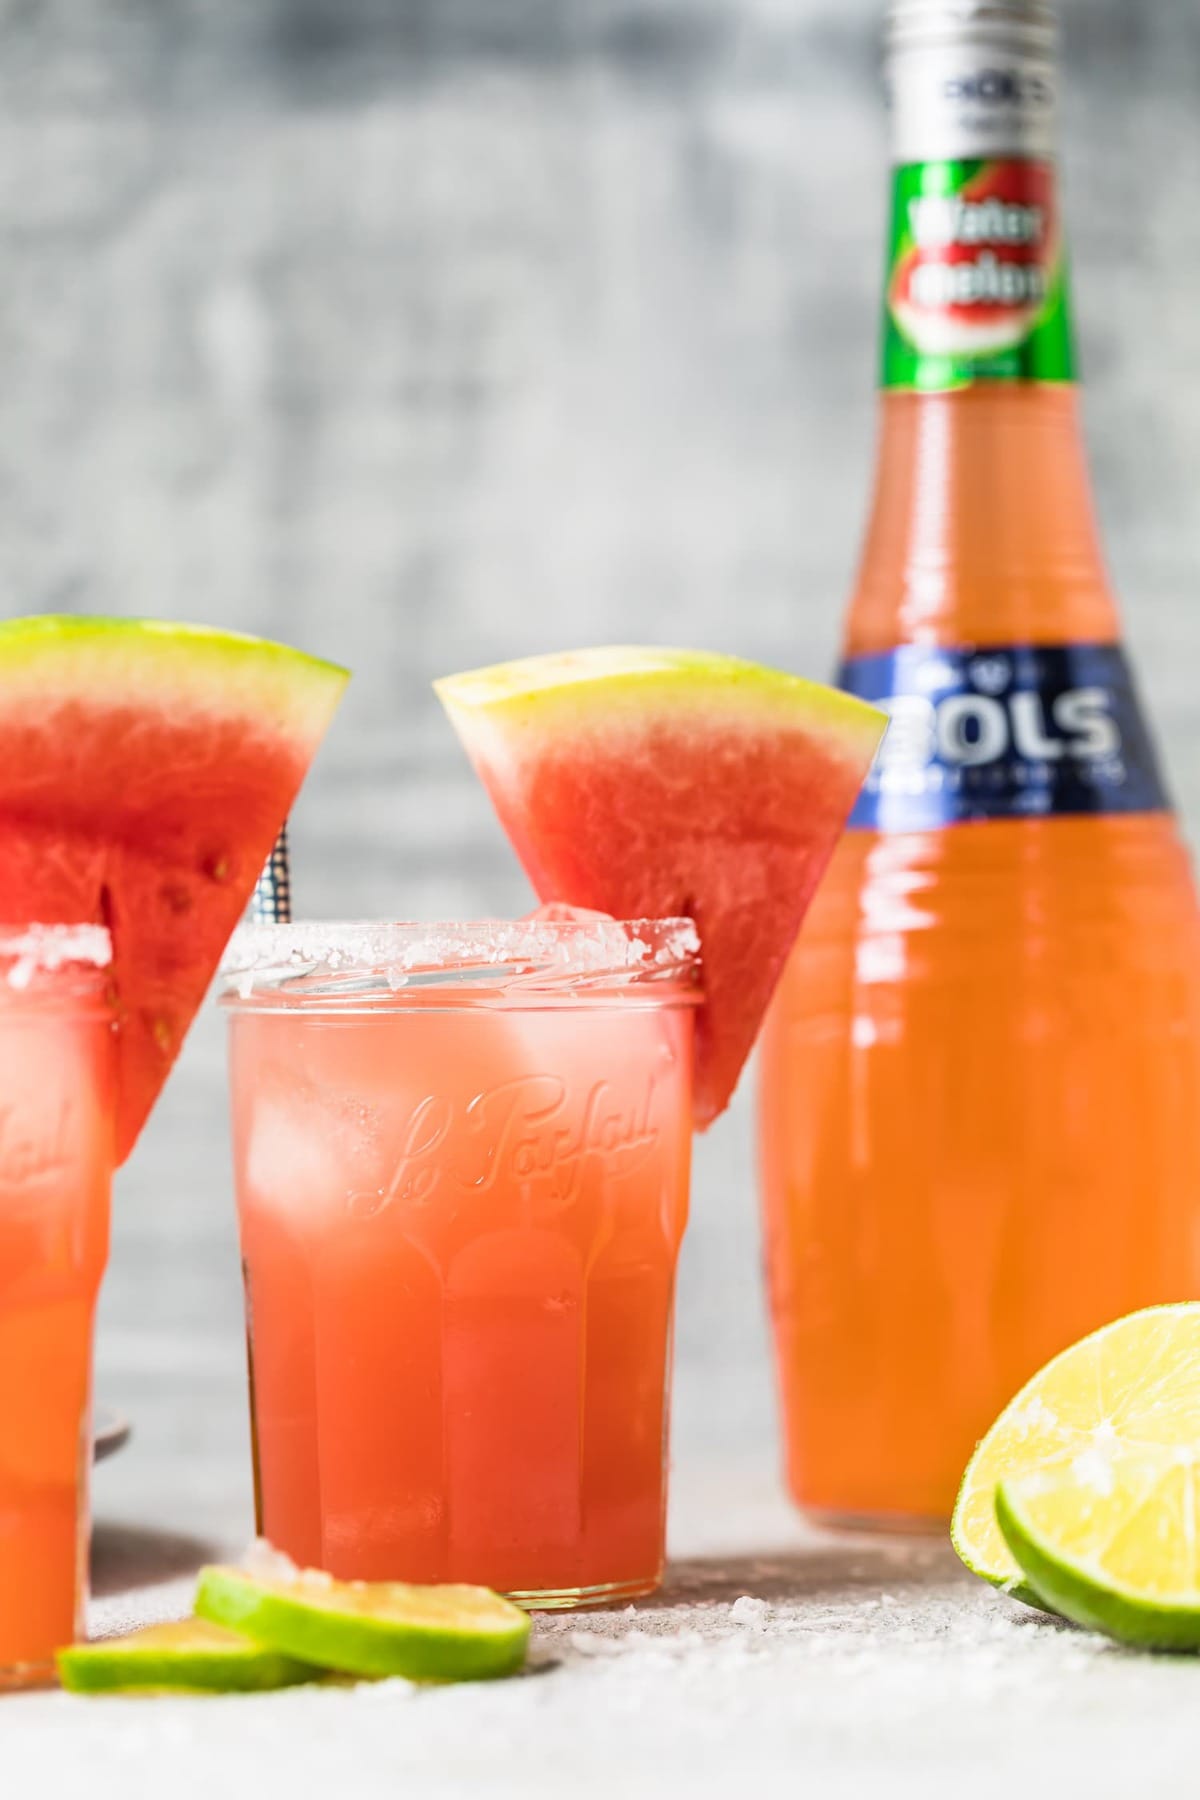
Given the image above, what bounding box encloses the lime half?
[952,1304,1200,1611]
[996,1467,1200,1652]
[195,1565,531,1682]
[57,1618,317,1695]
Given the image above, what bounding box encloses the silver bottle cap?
[886,0,1058,163]
[888,1,1057,53]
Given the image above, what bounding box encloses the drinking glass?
[0,926,115,1686]
[223,917,699,1609]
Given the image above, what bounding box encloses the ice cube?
[243,1084,370,1231]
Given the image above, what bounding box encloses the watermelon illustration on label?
[882,158,1075,391]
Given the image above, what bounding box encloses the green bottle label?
[881,158,1075,392]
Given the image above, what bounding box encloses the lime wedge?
[57,1618,318,1694]
[996,1469,1200,1651]
[952,1304,1200,1610]
[194,1565,531,1682]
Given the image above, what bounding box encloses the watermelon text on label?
[882,159,1075,391]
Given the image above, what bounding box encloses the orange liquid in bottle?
[761,386,1200,1524]
[759,4,1200,1526]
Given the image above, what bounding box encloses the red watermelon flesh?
[0,618,348,1162]
[436,648,885,1126]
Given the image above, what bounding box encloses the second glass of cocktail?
[224,914,699,1608]
[0,925,115,1686]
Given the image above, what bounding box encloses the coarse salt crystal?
[730,1595,771,1628]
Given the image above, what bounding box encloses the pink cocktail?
[224,916,699,1608]
[0,927,115,1686]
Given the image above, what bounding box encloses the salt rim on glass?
[0,924,112,993]
[220,914,701,1005]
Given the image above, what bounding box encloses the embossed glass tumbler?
[223,918,699,1609]
[0,926,116,1687]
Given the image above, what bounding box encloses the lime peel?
[951,1302,1200,1606]
[195,1563,531,1682]
[56,1618,317,1695]
[996,1476,1200,1651]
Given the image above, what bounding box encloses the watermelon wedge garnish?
[0,617,348,1161]
[435,647,885,1126]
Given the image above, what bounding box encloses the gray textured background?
[5,0,1192,1543]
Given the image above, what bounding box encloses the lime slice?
[194,1565,531,1682]
[952,1304,1200,1609]
[57,1618,318,1695]
[996,1468,1200,1651]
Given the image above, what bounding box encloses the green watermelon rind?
[0,616,348,738]
[435,645,887,1126]
[0,615,349,1161]
[435,646,884,768]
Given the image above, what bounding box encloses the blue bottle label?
[841,643,1170,831]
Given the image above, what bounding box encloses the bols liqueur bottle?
[759,0,1200,1525]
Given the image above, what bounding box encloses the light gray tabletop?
[0,1004,1184,1794]
[9,1443,1200,1798]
